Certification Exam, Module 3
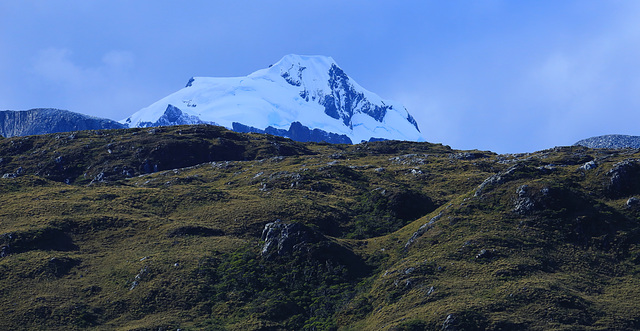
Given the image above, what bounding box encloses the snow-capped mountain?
[122,54,423,143]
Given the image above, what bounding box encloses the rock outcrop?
[259,220,368,277]
[606,159,640,198]
[260,220,324,260]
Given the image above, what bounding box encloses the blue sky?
[1,1,640,153]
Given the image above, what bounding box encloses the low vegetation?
[0,125,639,330]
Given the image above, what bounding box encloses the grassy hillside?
[0,125,639,330]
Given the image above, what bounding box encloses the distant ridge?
[0,109,125,138]
[574,134,640,149]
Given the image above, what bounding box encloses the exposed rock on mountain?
[605,158,640,198]
[260,220,325,260]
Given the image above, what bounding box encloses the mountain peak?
[251,54,338,90]
[272,54,337,69]
[123,55,423,143]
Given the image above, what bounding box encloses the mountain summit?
[122,54,423,143]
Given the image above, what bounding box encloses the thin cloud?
[31,48,89,87]
[518,4,640,147]
[31,48,134,88]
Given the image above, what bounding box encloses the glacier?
[122,54,423,143]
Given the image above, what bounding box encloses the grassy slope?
[0,125,639,330]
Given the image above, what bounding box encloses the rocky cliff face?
[0,109,125,137]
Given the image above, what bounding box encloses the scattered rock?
[449,152,488,160]
[90,172,105,185]
[388,154,428,165]
[129,265,149,291]
[3,166,24,178]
